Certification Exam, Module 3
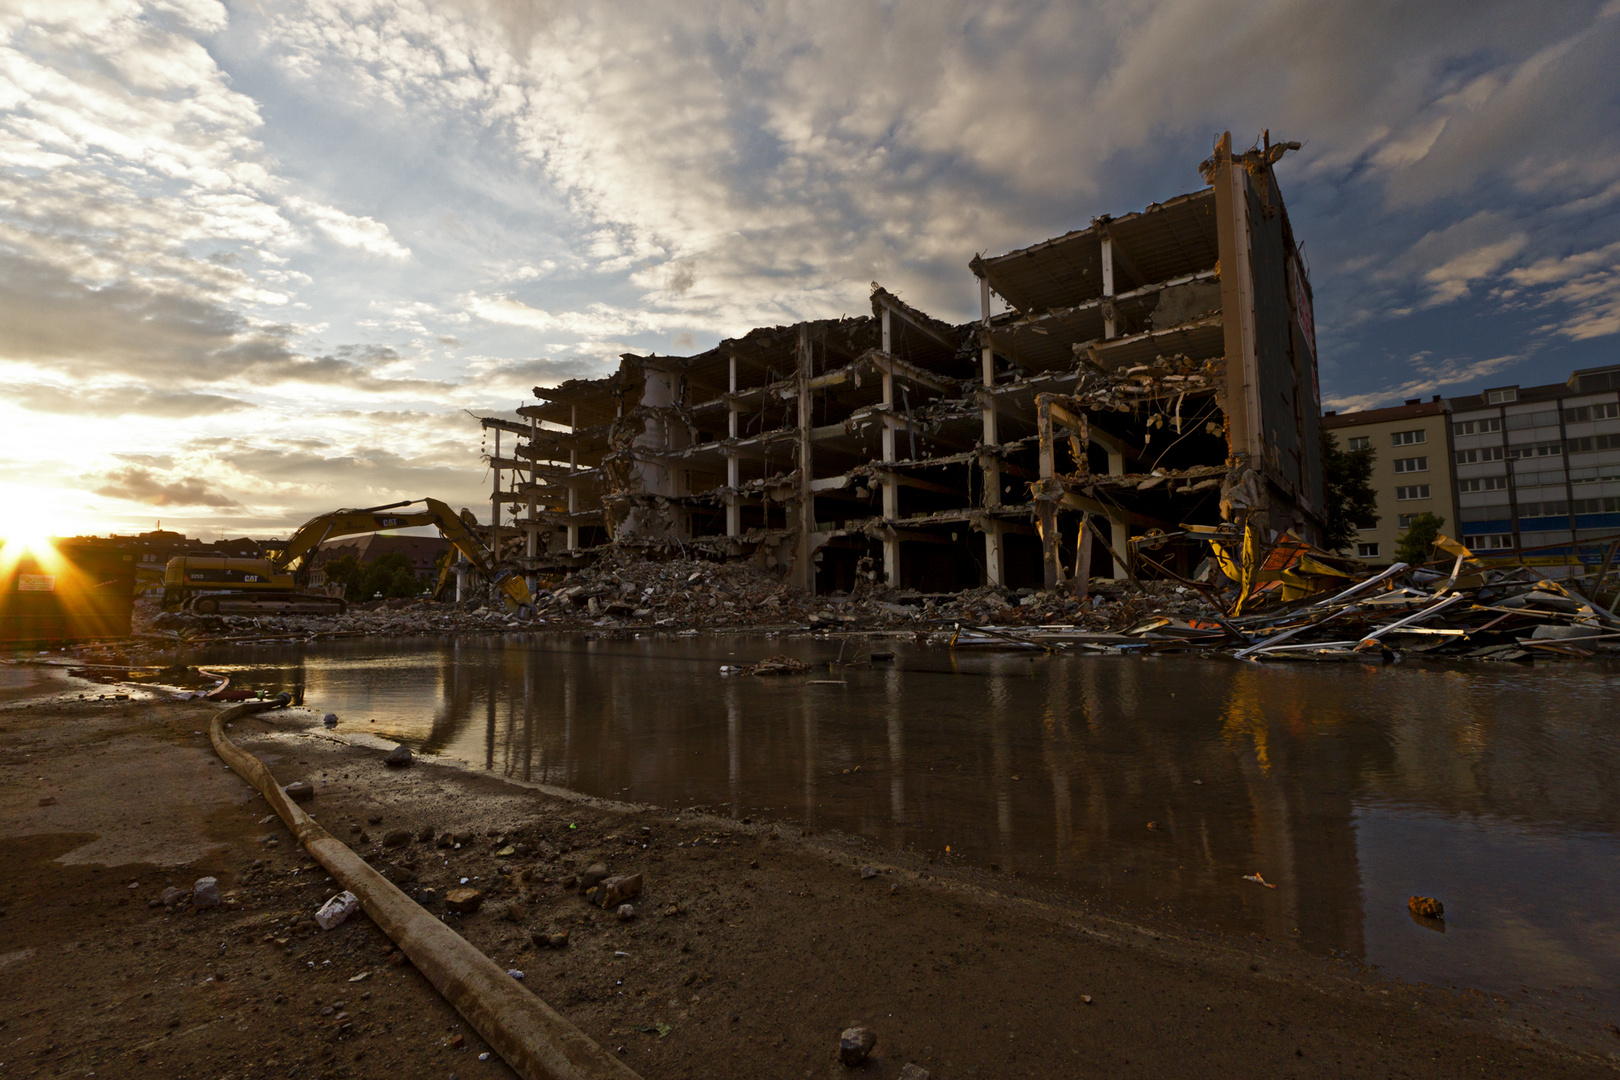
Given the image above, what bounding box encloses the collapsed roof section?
[478,132,1325,595]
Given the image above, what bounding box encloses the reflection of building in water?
[389,638,1613,966]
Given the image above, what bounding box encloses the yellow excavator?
[161,498,532,615]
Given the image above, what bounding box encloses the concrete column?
[490,427,501,561]
[878,309,900,585]
[794,326,815,593]
[979,275,1004,587]
[1106,446,1128,579]
[1037,397,1061,590]
[1101,230,1117,340]
[566,404,579,551]
[726,353,741,537]
[524,414,538,593]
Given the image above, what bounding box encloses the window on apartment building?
[1506,442,1563,460]
[1484,476,1507,491]
[1567,433,1620,453]
[1357,542,1380,558]
[1486,388,1519,404]
[1575,370,1620,393]
[1474,534,1514,550]
[1560,404,1617,423]
[1395,485,1431,501]
[1459,478,1480,492]
[1391,430,1425,446]
[1393,456,1428,473]
[1518,501,1569,518]
[1453,418,1503,435]
[1347,436,1370,451]
[1397,513,1420,529]
[1456,447,1505,464]
[1573,497,1620,515]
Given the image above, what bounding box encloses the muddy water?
[206,635,1620,1008]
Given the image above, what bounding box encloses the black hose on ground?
[211,696,642,1080]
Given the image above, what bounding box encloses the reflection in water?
[206,635,1620,1007]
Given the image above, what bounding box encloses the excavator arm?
[270,499,532,611]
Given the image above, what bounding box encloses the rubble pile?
[88,533,1620,666]
[1096,532,1620,662]
[1211,558,1620,662]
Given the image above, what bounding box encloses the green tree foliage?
[319,554,365,598]
[1321,430,1379,553]
[1395,512,1446,566]
[320,552,423,601]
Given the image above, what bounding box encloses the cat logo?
[378,516,403,528]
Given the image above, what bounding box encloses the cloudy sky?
[4,0,1618,538]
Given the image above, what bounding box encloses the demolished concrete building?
[480,132,1325,596]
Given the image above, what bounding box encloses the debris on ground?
[49,527,1620,671]
[839,1025,878,1066]
[1409,896,1444,919]
[191,876,221,909]
[314,891,359,930]
[445,887,484,914]
[723,654,811,676]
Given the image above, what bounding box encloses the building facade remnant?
[480,133,1325,594]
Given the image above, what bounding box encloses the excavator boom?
[164,498,532,613]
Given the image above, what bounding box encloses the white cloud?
[1324,352,1524,413]
[285,195,412,260]
[1503,241,1620,340]
[465,293,671,337]
[5,0,1620,532]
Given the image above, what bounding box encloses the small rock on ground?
[899,1066,930,1080]
[383,744,412,767]
[839,1026,877,1066]
[445,887,483,914]
[191,877,221,909]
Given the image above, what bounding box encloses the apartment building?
[1321,397,1455,564]
[1448,365,1620,569]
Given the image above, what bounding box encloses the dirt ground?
[1,668,1617,1080]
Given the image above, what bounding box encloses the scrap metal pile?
[1088,530,1620,662]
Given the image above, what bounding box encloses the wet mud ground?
[2,683,1619,1078]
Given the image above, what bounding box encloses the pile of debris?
[1216,559,1620,664]
[1074,532,1620,662]
[101,533,1620,665]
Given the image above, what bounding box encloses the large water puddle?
[203,634,1620,1009]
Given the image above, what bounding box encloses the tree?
[1320,429,1379,553]
[1396,512,1446,566]
[319,554,366,598]
[320,551,422,601]
[359,552,423,600]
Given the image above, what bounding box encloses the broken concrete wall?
[478,131,1323,597]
